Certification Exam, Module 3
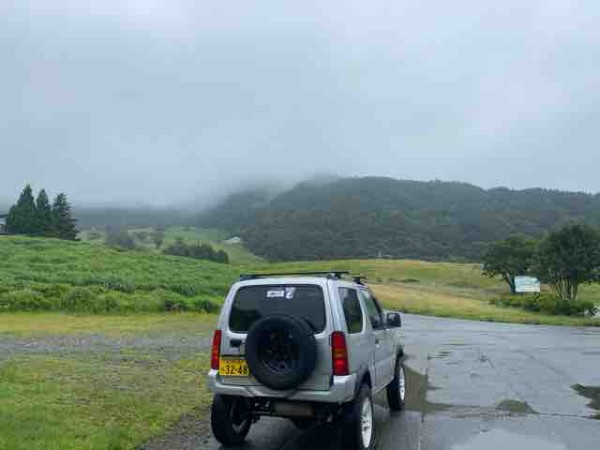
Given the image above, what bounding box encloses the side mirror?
[386,312,402,328]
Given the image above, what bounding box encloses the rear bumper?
[207,370,357,404]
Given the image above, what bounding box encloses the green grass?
[79,226,262,264]
[0,235,238,313]
[244,259,600,326]
[0,313,215,450]
[162,226,261,264]
[2,235,599,321]
[0,312,216,336]
[0,237,599,449]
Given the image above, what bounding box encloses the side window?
[339,288,363,334]
[360,290,384,330]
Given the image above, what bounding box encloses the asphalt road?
[197,314,600,450]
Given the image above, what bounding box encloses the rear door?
[221,283,332,391]
[359,289,395,390]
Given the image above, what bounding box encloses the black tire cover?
[245,314,318,391]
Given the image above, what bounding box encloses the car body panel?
[208,276,403,405]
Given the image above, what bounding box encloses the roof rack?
[239,271,350,281]
[353,275,367,285]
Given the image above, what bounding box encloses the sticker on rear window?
[267,289,285,298]
[266,287,297,299]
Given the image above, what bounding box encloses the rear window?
[339,288,363,334]
[228,284,326,333]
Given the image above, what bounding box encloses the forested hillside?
[199,177,600,261]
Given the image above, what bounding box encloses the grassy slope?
[244,259,600,326]
[163,226,262,264]
[0,235,238,311]
[79,226,261,264]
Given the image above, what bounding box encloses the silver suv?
[207,271,406,450]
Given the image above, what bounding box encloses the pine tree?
[52,193,78,240]
[5,184,37,235]
[35,189,53,236]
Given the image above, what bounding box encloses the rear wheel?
[211,395,252,446]
[387,356,407,411]
[342,383,375,450]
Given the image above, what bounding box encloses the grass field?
[0,313,215,450]
[1,236,599,449]
[245,259,600,326]
[0,235,238,313]
[79,226,261,264]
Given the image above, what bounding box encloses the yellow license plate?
[219,358,250,377]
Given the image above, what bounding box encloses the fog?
[2,0,600,206]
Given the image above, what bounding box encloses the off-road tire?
[387,356,407,411]
[245,314,317,391]
[342,383,375,450]
[210,394,252,446]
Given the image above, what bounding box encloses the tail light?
[331,331,349,376]
[211,330,222,370]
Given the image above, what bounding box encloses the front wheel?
[211,394,252,446]
[387,356,407,411]
[342,383,375,450]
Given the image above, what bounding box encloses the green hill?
[0,236,238,313]
[201,177,600,261]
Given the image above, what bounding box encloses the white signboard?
[515,276,541,293]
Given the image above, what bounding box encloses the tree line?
[198,177,600,261]
[483,223,600,302]
[163,238,229,264]
[4,185,78,240]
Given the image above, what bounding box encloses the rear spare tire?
[245,314,317,390]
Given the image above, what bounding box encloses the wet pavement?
[197,314,600,450]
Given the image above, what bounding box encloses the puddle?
[496,399,537,415]
[403,366,450,414]
[452,428,568,450]
[572,384,600,419]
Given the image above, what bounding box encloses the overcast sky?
[2,0,599,206]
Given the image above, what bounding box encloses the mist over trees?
[200,177,600,261]
[5,185,78,240]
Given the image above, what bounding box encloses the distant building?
[224,236,242,245]
[0,214,7,234]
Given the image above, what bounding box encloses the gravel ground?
[0,332,212,362]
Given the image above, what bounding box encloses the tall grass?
[0,236,237,313]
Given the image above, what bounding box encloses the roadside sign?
[515,276,540,293]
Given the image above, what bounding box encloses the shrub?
[162,239,229,264]
[192,298,220,314]
[539,294,559,314]
[30,283,71,301]
[556,300,597,316]
[105,228,136,250]
[95,277,136,294]
[61,287,96,312]
[0,289,51,311]
[523,295,541,312]
[168,284,197,297]
[492,293,597,317]
[96,292,121,313]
